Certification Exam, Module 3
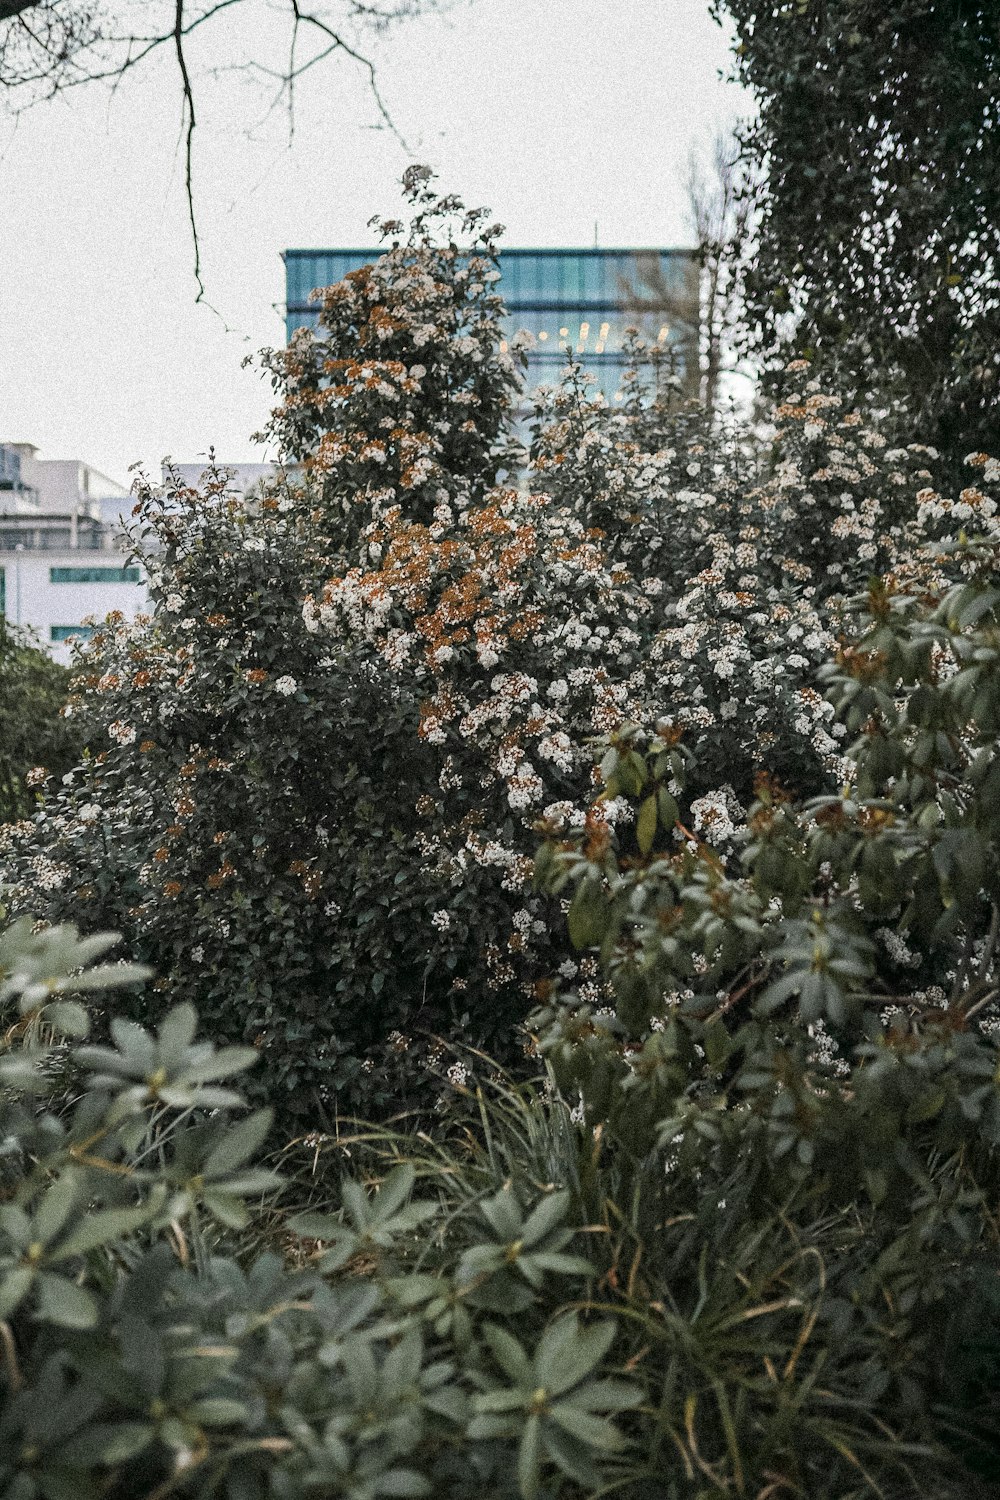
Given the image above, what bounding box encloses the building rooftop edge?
[283,245,698,258]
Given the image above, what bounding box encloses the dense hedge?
[717,0,1000,459]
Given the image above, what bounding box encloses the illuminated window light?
[576,342,586,353]
[614,391,624,402]
[538,329,549,341]
[499,339,508,352]
[580,321,590,337]
[658,324,670,342]
[599,321,610,336]
[559,326,569,337]
[595,342,605,353]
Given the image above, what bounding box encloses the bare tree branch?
[290,1,410,150]
[0,0,442,294]
[173,0,202,301]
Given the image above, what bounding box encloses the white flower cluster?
[689,786,744,847]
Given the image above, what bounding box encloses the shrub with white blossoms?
[0,177,530,1122]
[4,169,994,1128]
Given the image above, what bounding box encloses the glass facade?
[50,625,94,642]
[50,565,141,584]
[284,246,699,404]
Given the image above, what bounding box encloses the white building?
[0,442,148,664]
[1,448,287,664]
[166,460,278,497]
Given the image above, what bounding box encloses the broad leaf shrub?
[0,174,528,1121]
[2,915,997,1498]
[0,168,979,1125]
[0,916,639,1498]
[529,497,1000,1482]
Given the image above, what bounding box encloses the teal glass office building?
[284,247,699,404]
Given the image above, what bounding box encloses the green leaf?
[657,787,679,829]
[569,1377,642,1411]
[179,1048,259,1083]
[34,1176,80,1246]
[541,1421,600,1488]
[50,1190,164,1261]
[567,879,606,950]
[156,1003,198,1066]
[481,1190,523,1241]
[0,1266,35,1318]
[187,1398,250,1427]
[467,1411,514,1440]
[202,1191,251,1230]
[62,1423,156,1466]
[372,1164,417,1223]
[68,962,152,992]
[520,1190,569,1248]
[636,794,657,855]
[0,1203,32,1248]
[203,1109,273,1178]
[537,1317,616,1394]
[529,1251,593,1276]
[36,1271,99,1328]
[517,1413,542,1500]
[549,1402,623,1450]
[43,1000,90,1038]
[484,1324,532,1386]
[288,1210,343,1239]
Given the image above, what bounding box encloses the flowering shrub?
[4,169,995,1127]
[262,164,523,552]
[533,476,1000,1193]
[0,175,532,1120]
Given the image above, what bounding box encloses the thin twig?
[291,0,410,152]
[173,0,202,302]
[2,0,413,295]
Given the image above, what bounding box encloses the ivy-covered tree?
[718,0,1000,460]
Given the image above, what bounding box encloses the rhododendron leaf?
[567,880,606,950]
[637,794,657,855]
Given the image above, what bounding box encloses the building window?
[50,625,94,642]
[50,566,141,584]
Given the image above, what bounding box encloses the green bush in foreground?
[1,917,999,1498]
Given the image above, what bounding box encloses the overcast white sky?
[0,0,744,485]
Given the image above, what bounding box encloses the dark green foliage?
[718,0,1000,458]
[1,915,997,1497]
[0,918,640,1500]
[0,622,82,824]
